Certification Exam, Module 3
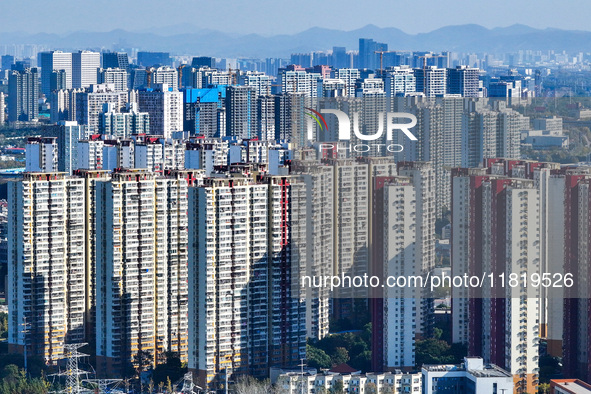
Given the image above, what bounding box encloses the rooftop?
[423,357,512,378]
[551,379,591,394]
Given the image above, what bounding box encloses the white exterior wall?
[384,180,417,368]
[137,88,183,139]
[77,140,104,170]
[72,51,100,89]
[188,179,270,387]
[8,175,85,363]
[25,139,58,172]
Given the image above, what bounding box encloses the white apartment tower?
[25,137,58,172]
[291,161,335,340]
[72,51,100,89]
[95,170,189,376]
[188,174,306,390]
[137,84,183,139]
[7,173,86,363]
[372,162,435,370]
[385,66,416,97]
[77,137,105,171]
[58,121,86,175]
[150,66,179,91]
[239,72,272,96]
[39,51,72,96]
[76,84,129,134]
[279,70,320,97]
[451,161,545,394]
[414,66,447,97]
[327,158,370,323]
[0,92,5,124]
[335,68,361,97]
[97,68,128,92]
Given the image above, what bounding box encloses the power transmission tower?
[179,371,203,393]
[50,343,92,394]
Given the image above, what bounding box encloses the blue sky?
[1,0,589,35]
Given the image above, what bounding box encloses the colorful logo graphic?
[305,107,329,134]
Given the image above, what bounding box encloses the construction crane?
[374,50,399,77]
[145,67,153,88]
[416,54,448,96]
[228,66,238,85]
[416,54,447,69]
[178,64,186,89]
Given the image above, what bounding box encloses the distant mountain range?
[2,24,591,58]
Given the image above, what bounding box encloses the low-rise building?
[422,357,513,394]
[551,379,591,394]
[276,365,421,394]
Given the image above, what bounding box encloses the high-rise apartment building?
[95,169,189,376]
[182,86,226,136]
[7,173,86,363]
[461,100,526,168]
[318,79,347,97]
[329,157,368,307]
[384,66,416,97]
[335,68,361,97]
[450,160,559,394]
[72,51,100,89]
[77,136,105,171]
[447,65,480,97]
[150,66,179,91]
[0,92,5,124]
[256,95,275,140]
[97,68,128,92]
[137,84,183,139]
[25,137,58,172]
[371,162,435,371]
[290,160,334,340]
[58,121,86,175]
[414,66,447,97]
[225,85,257,139]
[278,68,320,97]
[188,174,306,390]
[238,72,271,96]
[99,102,150,138]
[8,67,39,122]
[39,51,72,96]
[76,84,129,134]
[558,168,591,382]
[274,93,308,146]
[50,70,67,92]
[134,137,184,173]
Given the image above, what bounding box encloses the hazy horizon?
[1,0,591,35]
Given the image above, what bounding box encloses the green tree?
[349,350,371,372]
[0,364,49,394]
[331,347,349,365]
[433,327,443,340]
[0,313,7,339]
[307,345,332,369]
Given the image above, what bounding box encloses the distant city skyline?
[1,0,591,35]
